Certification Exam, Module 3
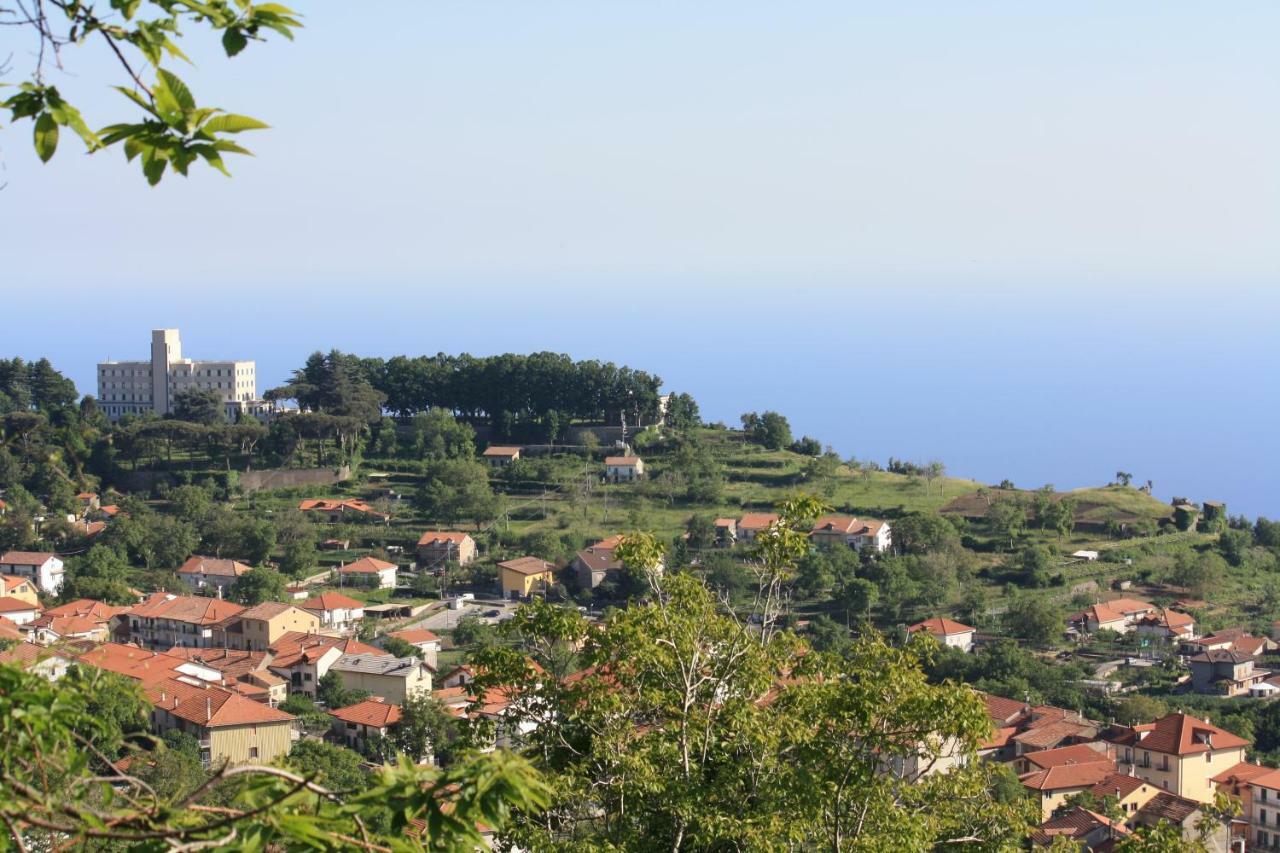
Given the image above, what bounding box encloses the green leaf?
[45,91,101,151]
[222,27,248,57]
[157,69,195,112]
[191,144,230,176]
[211,139,252,155]
[142,150,166,185]
[33,113,58,162]
[113,86,160,118]
[202,113,269,134]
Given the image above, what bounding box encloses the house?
[417,531,477,569]
[267,632,389,696]
[0,551,65,595]
[482,446,521,468]
[228,669,289,707]
[0,575,40,606]
[1185,628,1277,658]
[809,516,892,553]
[1013,742,1112,776]
[906,617,976,652]
[165,647,276,705]
[1030,807,1131,848]
[176,556,252,597]
[1211,760,1271,849]
[978,693,1100,761]
[1134,608,1198,642]
[1020,760,1119,820]
[1234,765,1280,851]
[78,642,222,685]
[299,591,365,633]
[1071,550,1099,562]
[1188,650,1271,697]
[0,596,40,625]
[573,546,624,590]
[339,556,398,589]
[29,611,114,644]
[221,602,321,652]
[329,653,433,704]
[1132,791,1230,851]
[298,499,389,523]
[120,593,245,650]
[0,641,73,681]
[736,513,780,542]
[1106,712,1250,802]
[388,628,441,669]
[0,615,24,643]
[75,492,101,515]
[713,518,737,546]
[498,556,556,599]
[1068,597,1156,635]
[329,697,402,752]
[1085,772,1159,818]
[603,456,644,483]
[144,676,295,767]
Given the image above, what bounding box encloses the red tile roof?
[77,643,192,685]
[32,615,103,636]
[390,629,440,645]
[1030,807,1130,845]
[0,616,23,641]
[0,575,33,593]
[165,647,267,679]
[1023,743,1112,771]
[339,557,397,574]
[482,446,521,457]
[144,676,294,727]
[127,593,245,625]
[177,556,252,578]
[1020,760,1117,791]
[604,456,640,465]
[1111,712,1250,756]
[0,596,38,614]
[417,531,474,546]
[498,556,556,575]
[0,551,57,565]
[1211,760,1273,786]
[1087,772,1149,800]
[237,602,308,621]
[299,592,364,611]
[907,617,974,637]
[736,513,780,531]
[329,697,402,728]
[43,599,126,620]
[983,692,1031,725]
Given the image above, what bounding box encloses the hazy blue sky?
[3,3,1277,515]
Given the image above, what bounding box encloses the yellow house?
[498,556,556,599]
[0,575,40,607]
[145,676,295,767]
[1086,772,1160,819]
[1108,712,1249,803]
[1020,761,1119,820]
[219,602,321,652]
[329,653,433,705]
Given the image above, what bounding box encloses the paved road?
[404,598,519,633]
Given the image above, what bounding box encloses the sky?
[2,2,1278,516]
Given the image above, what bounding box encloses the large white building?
[97,329,267,421]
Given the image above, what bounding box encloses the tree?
[1017,545,1054,588]
[893,512,961,554]
[664,392,701,432]
[410,409,476,460]
[923,460,947,497]
[316,672,370,710]
[1115,471,1134,487]
[171,388,225,425]
[0,658,549,849]
[61,543,135,604]
[1170,551,1227,598]
[387,694,461,766]
[285,740,369,791]
[1114,695,1167,726]
[3,3,300,183]
[987,496,1027,550]
[228,566,286,605]
[741,410,793,450]
[1005,595,1060,646]
[415,459,501,529]
[278,538,317,579]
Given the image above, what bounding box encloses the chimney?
[206,697,212,722]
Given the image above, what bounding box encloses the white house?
[0,596,41,626]
[0,551,65,595]
[809,517,893,553]
[176,556,252,597]
[604,456,645,483]
[299,592,366,633]
[388,628,442,669]
[339,557,398,590]
[907,617,976,653]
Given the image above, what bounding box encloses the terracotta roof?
[482,446,521,457]
[982,726,1018,750]
[0,551,57,565]
[1013,719,1098,750]
[1087,772,1149,800]
[1080,597,1155,625]
[604,456,640,465]
[100,505,120,517]
[43,599,126,620]
[713,518,737,527]
[390,629,440,645]
[1135,791,1200,824]
[1030,807,1130,845]
[0,596,38,613]
[0,641,68,668]
[811,515,859,534]
[77,643,192,685]
[0,617,21,641]
[299,499,387,517]
[737,513,780,531]
[32,615,103,636]
[1023,743,1112,770]
[907,617,974,637]
[299,592,364,611]
[177,556,252,578]
[126,593,245,625]
[339,557,397,574]
[1020,760,1117,791]
[591,534,626,551]
[575,548,622,573]
[165,647,267,679]
[0,575,33,592]
[1211,760,1273,786]
[144,676,294,727]
[237,602,306,621]
[417,531,473,546]
[498,556,556,575]
[1110,712,1250,755]
[329,697,402,728]
[983,693,1031,725]
[267,632,389,668]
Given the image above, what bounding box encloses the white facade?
[0,553,65,595]
[97,329,264,421]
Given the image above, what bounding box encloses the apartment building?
[144,675,294,766]
[121,593,245,650]
[1107,713,1249,803]
[96,329,267,421]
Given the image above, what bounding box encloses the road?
[404,598,520,633]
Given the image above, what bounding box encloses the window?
[1263,809,1269,826]
[248,747,259,759]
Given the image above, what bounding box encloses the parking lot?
[407,597,520,633]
